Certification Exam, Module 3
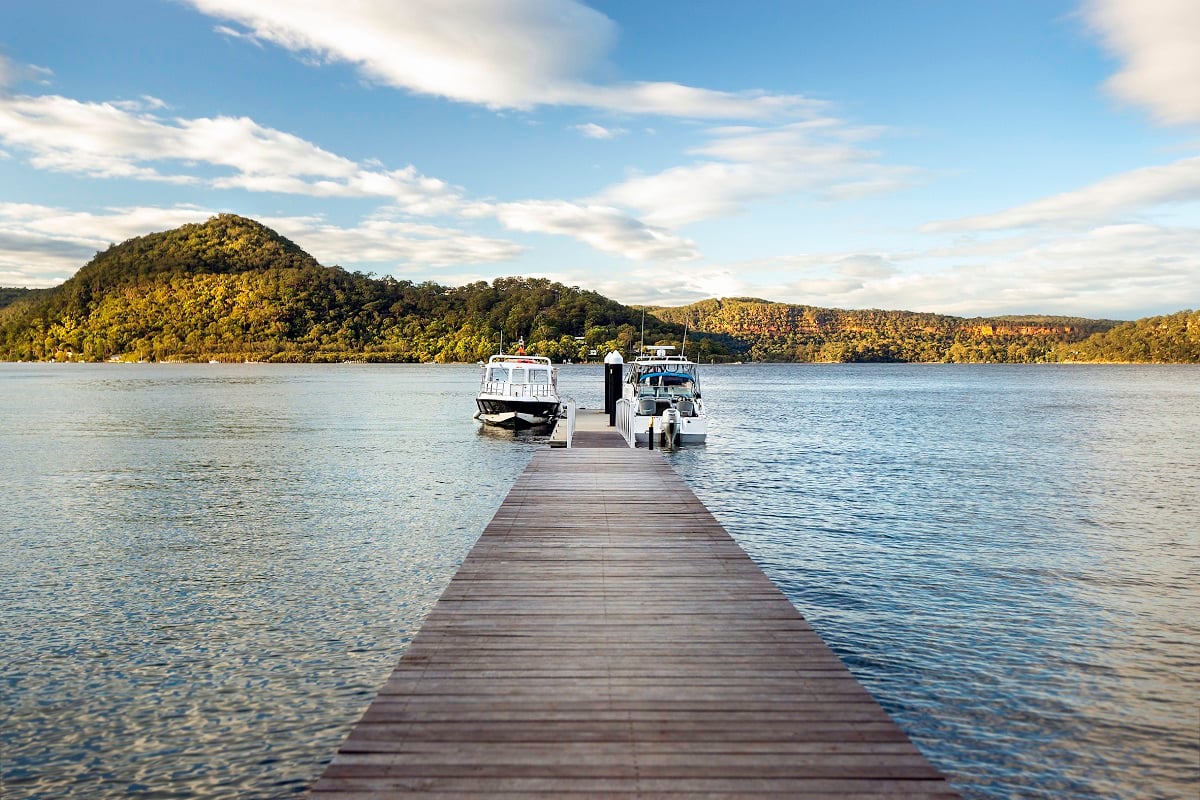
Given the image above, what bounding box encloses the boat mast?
[639,307,645,355]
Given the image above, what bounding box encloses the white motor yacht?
[621,346,708,445]
[475,354,561,428]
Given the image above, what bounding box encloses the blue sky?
[1,0,1197,319]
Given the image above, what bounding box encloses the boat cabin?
[479,355,558,398]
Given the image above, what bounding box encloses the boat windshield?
[485,364,554,385]
[637,371,696,399]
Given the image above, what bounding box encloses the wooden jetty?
[312,414,960,798]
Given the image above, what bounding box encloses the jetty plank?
[312,432,960,798]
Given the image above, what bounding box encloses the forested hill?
[1057,310,1199,363]
[0,214,1194,363]
[0,287,41,310]
[651,298,1122,363]
[0,214,684,363]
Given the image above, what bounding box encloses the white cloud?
[599,120,917,227]
[0,55,53,91]
[723,223,1200,318]
[0,203,219,286]
[0,91,713,263]
[0,93,464,212]
[111,95,170,112]
[924,154,1200,232]
[503,265,744,307]
[184,0,814,119]
[1085,0,1200,125]
[263,213,523,268]
[563,82,817,120]
[487,200,697,261]
[0,55,14,90]
[572,122,625,139]
[213,24,264,47]
[0,203,524,287]
[586,219,1197,318]
[888,223,1200,317]
[835,254,900,280]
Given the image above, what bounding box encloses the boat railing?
[615,398,636,448]
[480,381,558,398]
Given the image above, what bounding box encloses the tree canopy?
[652,298,1121,364]
[1051,310,1199,363]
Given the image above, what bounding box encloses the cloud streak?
[0,94,463,212]
[599,120,917,227]
[1085,0,1200,125]
[888,223,1200,317]
[0,203,524,287]
[0,91,712,264]
[0,54,53,92]
[664,222,1200,318]
[488,200,698,261]
[923,155,1200,232]
[572,122,625,140]
[185,0,816,119]
[0,203,220,286]
[265,213,523,268]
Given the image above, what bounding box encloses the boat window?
[509,367,527,383]
[488,366,510,382]
[528,368,549,384]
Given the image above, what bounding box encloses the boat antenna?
[682,316,689,360]
[499,329,504,356]
[639,307,645,355]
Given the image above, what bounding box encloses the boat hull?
[630,413,707,445]
[476,397,560,429]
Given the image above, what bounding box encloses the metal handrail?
[615,398,636,448]
[563,399,575,448]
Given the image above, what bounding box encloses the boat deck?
[311,427,960,797]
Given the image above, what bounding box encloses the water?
[2,363,1197,798]
[665,364,1200,799]
[0,364,543,798]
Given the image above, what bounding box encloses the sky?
[1,0,1198,319]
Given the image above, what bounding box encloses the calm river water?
[1,363,1197,799]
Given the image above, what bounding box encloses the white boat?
[474,354,561,429]
[621,346,708,445]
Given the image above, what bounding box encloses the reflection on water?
[665,364,1200,799]
[2,363,1197,799]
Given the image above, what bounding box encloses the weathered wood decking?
[312,429,960,798]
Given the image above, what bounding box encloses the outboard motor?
[661,407,680,449]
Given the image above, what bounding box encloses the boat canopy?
[637,371,695,385]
